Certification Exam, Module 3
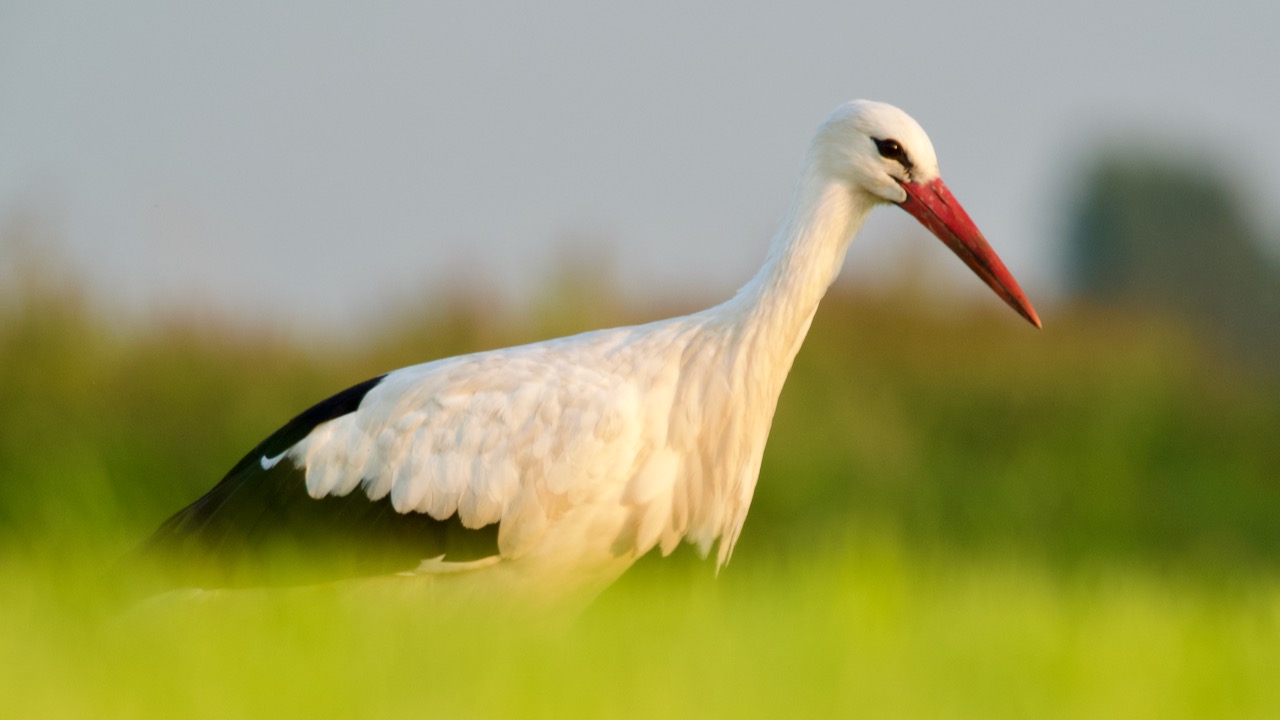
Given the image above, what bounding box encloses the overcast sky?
[3,1,1277,332]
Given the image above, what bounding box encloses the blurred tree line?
[1066,150,1280,367]
[1,147,1278,580]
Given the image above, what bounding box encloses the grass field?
[4,539,1278,718]
[2,266,1278,717]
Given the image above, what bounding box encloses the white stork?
[142,100,1039,608]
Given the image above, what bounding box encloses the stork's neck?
[719,163,874,376]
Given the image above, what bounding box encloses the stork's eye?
[874,138,909,165]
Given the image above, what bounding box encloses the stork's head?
[815,100,1041,328]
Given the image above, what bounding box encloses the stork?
[141,100,1039,608]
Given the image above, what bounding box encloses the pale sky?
[3,1,1278,333]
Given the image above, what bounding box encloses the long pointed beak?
[897,177,1041,328]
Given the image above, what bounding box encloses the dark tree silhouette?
[1067,152,1280,362]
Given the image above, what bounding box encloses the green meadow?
[2,270,1278,718]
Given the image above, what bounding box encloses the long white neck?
[682,158,876,566]
[716,158,876,379]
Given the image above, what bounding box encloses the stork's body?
[144,101,1039,606]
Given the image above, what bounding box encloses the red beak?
[898,177,1041,328]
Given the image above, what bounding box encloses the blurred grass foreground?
[1,247,1278,718]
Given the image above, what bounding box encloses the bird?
[139,100,1040,609]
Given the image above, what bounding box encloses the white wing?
[287,325,678,561]
[147,311,770,596]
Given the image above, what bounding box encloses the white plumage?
[146,100,1039,607]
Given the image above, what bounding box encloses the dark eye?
[870,135,911,167]
[874,138,909,166]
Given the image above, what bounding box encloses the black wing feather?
[141,374,500,589]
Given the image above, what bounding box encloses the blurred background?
[1,1,1278,715]
[3,0,1277,571]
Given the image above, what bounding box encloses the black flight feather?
[139,374,500,590]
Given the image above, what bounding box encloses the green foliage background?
[1,259,1278,717]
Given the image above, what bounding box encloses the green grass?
[4,537,1278,718]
